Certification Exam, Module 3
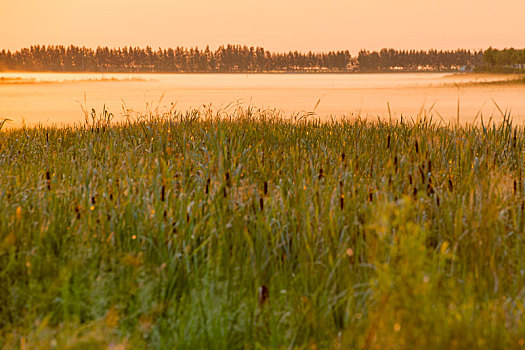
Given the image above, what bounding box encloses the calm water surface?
[1,72,524,127]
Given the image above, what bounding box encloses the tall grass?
[0,106,524,349]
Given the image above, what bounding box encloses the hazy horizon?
[2,0,524,53]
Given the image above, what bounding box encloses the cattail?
[161,185,166,201]
[109,193,113,201]
[427,183,434,195]
[387,134,391,149]
[428,160,432,174]
[340,195,344,210]
[394,156,398,173]
[419,165,425,183]
[415,140,419,154]
[408,174,413,185]
[341,152,346,162]
[368,191,373,202]
[45,171,51,190]
[426,236,438,250]
[91,196,96,205]
[413,187,418,197]
[318,168,323,180]
[75,204,81,219]
[223,187,227,198]
[448,178,453,192]
[514,180,517,195]
[206,178,210,194]
[258,285,269,306]
[263,181,268,196]
[259,197,264,211]
[436,195,440,206]
[225,172,231,187]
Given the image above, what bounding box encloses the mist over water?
[1,72,524,127]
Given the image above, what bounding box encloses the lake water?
[1,72,524,127]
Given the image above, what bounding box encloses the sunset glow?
[2,0,524,52]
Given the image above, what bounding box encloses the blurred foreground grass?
[1,106,525,349]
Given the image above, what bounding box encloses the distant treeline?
[0,45,522,73]
[0,45,351,73]
[357,49,482,72]
[480,48,525,72]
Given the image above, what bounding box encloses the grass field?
[1,106,525,349]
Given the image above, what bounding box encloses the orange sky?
[1,0,524,53]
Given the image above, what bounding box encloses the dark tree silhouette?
[0,45,510,73]
[0,45,351,73]
[480,48,525,72]
[357,49,483,72]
